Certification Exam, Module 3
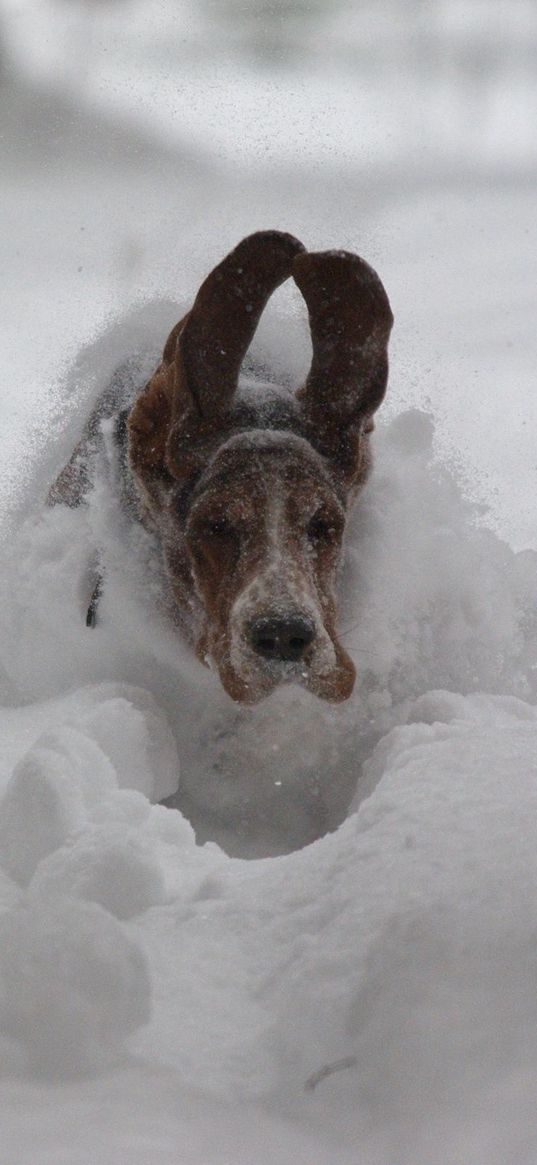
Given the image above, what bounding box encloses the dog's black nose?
[249,615,315,662]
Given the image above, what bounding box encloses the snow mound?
[3,686,537,1159]
[0,682,180,809]
[0,896,150,1076]
[32,826,166,920]
[342,408,537,711]
[0,728,115,886]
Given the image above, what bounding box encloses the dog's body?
[50,231,393,848]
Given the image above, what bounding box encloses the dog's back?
[48,355,153,511]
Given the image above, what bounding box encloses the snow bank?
[3,687,537,1161]
[0,682,190,1079]
[0,896,150,1076]
[343,408,537,712]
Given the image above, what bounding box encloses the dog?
[50,230,393,709]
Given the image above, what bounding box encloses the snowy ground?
[1,14,537,1162]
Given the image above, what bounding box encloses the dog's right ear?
[127,316,186,499]
[293,249,393,487]
[128,231,304,495]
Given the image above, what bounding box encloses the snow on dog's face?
[128,231,393,705]
[184,432,353,704]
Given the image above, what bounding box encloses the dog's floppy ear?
[175,231,304,422]
[127,329,184,497]
[293,250,393,485]
[129,231,304,492]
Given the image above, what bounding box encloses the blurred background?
[1,0,536,545]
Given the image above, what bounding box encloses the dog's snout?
[249,615,315,662]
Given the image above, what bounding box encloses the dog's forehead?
[192,429,339,502]
[233,379,301,430]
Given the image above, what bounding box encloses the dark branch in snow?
[304,1055,357,1092]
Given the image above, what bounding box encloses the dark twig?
[86,572,103,628]
[304,1056,358,1092]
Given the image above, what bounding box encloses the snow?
[2,2,537,1160]
[0,895,151,1076]
[4,0,537,172]
[3,685,537,1160]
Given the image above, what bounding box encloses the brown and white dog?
[50,230,393,709]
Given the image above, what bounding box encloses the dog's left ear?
[293,250,393,486]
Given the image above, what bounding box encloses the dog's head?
[128,231,393,704]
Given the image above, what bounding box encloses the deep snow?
[2,5,537,1159]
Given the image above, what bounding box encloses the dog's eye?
[307,513,335,543]
[205,517,236,538]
